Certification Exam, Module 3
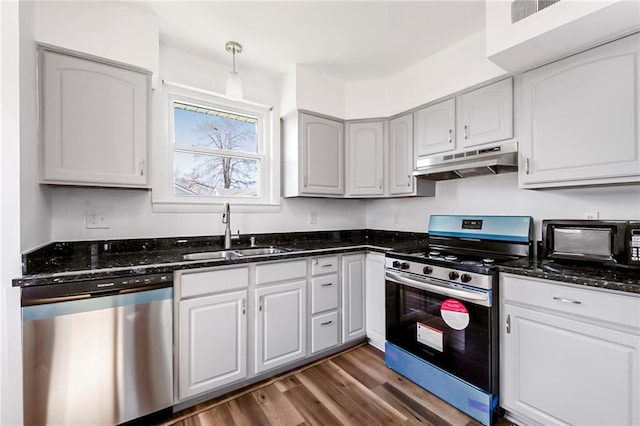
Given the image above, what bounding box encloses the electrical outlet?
[86,208,110,229]
[584,211,599,220]
[308,211,317,224]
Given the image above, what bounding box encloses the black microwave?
[542,220,640,269]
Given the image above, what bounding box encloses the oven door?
[385,269,495,393]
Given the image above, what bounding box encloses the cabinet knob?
[506,314,511,334]
[525,157,530,175]
[139,159,144,176]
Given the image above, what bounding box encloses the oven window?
[386,280,493,392]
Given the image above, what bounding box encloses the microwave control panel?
[630,224,640,264]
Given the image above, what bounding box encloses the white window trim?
[152,80,280,213]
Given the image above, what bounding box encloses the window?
[153,82,279,211]
[173,102,260,197]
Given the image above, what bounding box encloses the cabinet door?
[414,98,456,161]
[389,114,414,195]
[255,281,306,373]
[178,290,247,400]
[300,113,344,195]
[41,49,149,187]
[459,78,513,148]
[346,121,384,196]
[365,253,385,351]
[342,253,366,342]
[501,303,639,426]
[519,34,640,187]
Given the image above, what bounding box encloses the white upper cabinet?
[388,114,414,195]
[519,33,640,188]
[459,79,513,149]
[346,121,385,196]
[40,47,150,187]
[413,98,456,161]
[282,112,344,197]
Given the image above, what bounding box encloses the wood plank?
[273,374,302,393]
[251,383,306,425]
[283,380,343,426]
[196,404,236,426]
[227,393,272,425]
[330,351,383,389]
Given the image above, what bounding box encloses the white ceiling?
[142,1,486,81]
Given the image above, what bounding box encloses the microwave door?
[552,227,615,262]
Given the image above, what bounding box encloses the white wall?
[280,65,346,118]
[345,30,507,119]
[366,173,640,239]
[1,1,24,424]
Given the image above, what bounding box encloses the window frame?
[152,81,280,212]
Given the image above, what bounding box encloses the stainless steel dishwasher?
[21,273,173,426]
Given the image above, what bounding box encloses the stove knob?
[392,261,401,268]
[423,266,433,274]
[449,271,460,280]
[460,273,472,283]
[400,262,410,270]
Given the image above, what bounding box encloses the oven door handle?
[385,270,491,307]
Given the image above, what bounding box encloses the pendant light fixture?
[225,41,243,100]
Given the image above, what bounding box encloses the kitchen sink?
[182,247,293,261]
[182,250,239,261]
[234,247,292,256]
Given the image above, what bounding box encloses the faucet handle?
[231,230,241,241]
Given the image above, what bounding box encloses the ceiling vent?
[511,0,561,23]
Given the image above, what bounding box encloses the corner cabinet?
[519,33,640,188]
[39,46,150,187]
[388,114,415,196]
[346,121,385,196]
[282,111,344,197]
[500,273,640,426]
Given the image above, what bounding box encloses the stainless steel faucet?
[222,202,239,249]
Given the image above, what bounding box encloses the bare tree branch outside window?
[173,103,259,197]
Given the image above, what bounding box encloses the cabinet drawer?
[256,260,307,285]
[311,275,339,314]
[501,274,640,329]
[311,311,339,353]
[180,266,249,299]
[311,256,338,275]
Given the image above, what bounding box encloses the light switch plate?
[86,208,110,229]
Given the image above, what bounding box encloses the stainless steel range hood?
[413,141,518,181]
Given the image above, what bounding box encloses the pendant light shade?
[225,41,243,99]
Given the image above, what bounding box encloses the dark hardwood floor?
[161,344,515,426]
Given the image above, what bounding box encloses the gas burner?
[483,258,495,264]
[444,255,458,261]
[428,250,441,257]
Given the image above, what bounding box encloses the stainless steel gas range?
[384,215,533,426]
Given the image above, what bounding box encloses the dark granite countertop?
[14,230,428,287]
[14,229,640,295]
[498,258,640,295]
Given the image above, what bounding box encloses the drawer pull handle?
[321,264,333,268]
[320,283,333,287]
[553,296,582,305]
[321,320,333,326]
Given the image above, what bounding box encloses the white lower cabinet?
[176,265,250,401]
[500,273,640,426]
[311,311,339,353]
[342,253,366,342]
[365,252,385,351]
[255,280,307,373]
